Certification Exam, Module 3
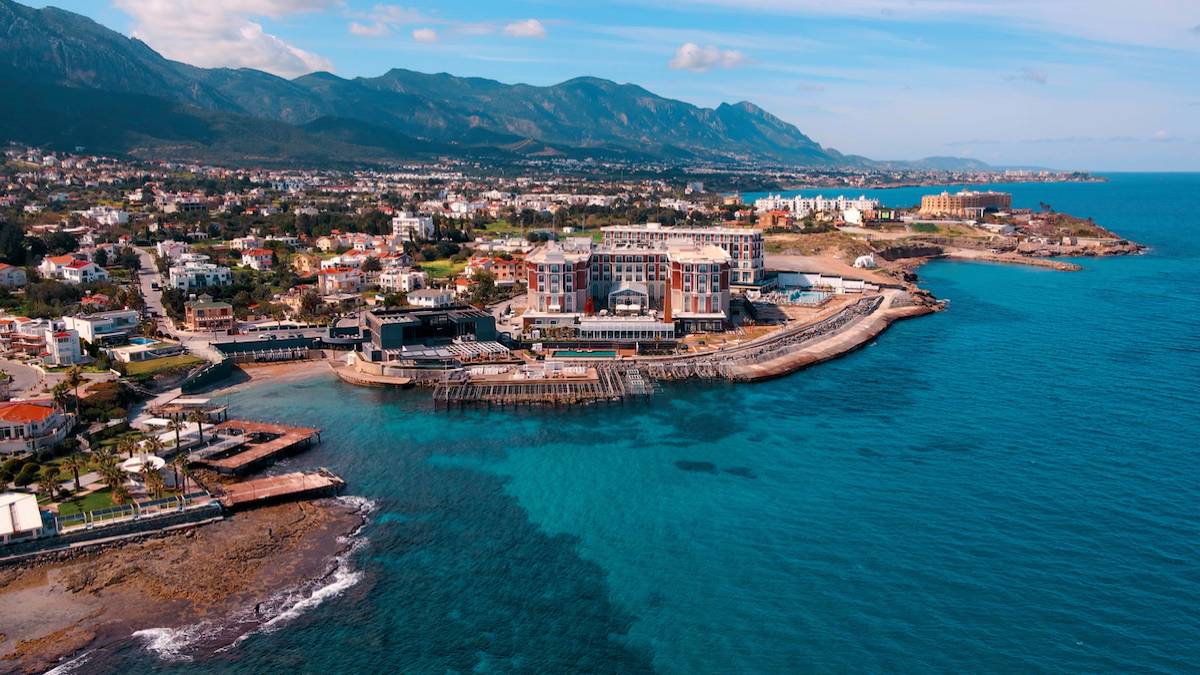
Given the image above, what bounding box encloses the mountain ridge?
[0,0,989,170]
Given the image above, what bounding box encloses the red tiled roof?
[65,260,94,269]
[0,401,56,424]
[47,254,77,264]
[243,248,273,256]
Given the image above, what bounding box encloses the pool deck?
[216,469,344,509]
[192,419,321,475]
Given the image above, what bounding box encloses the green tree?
[64,451,88,492]
[36,466,60,502]
[64,366,85,416]
[93,247,109,267]
[187,410,207,444]
[468,270,497,306]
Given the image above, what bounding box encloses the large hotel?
[918,190,1012,218]
[523,224,764,336]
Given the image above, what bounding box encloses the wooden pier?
[433,364,655,407]
[215,469,344,510]
[192,419,321,475]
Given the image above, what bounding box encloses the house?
[107,339,186,363]
[317,268,363,295]
[408,288,454,308]
[79,293,112,311]
[0,400,72,454]
[37,254,80,278]
[62,309,141,345]
[241,248,274,271]
[168,261,232,290]
[185,295,236,332]
[1,493,47,543]
[155,239,191,261]
[61,259,108,285]
[392,212,435,241]
[379,268,426,294]
[0,263,26,288]
[42,327,84,366]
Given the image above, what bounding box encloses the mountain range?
[0,0,986,169]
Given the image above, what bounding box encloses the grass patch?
[911,222,940,233]
[58,487,116,516]
[122,354,205,376]
[419,259,467,279]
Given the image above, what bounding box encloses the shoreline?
[0,499,370,673]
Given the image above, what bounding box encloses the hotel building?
[919,191,1012,218]
[524,234,734,335]
[601,224,764,287]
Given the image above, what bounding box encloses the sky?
[38,0,1200,171]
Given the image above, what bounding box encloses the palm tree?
[187,410,207,444]
[64,366,85,416]
[166,419,183,449]
[172,451,191,496]
[117,436,138,459]
[51,382,71,412]
[36,466,59,502]
[63,451,87,492]
[145,436,164,459]
[140,463,165,499]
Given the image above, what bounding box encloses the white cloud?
[349,21,389,37]
[668,42,746,72]
[647,0,1200,52]
[1008,67,1048,85]
[113,0,336,78]
[503,19,547,39]
[412,27,439,43]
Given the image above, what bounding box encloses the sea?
[85,174,1199,673]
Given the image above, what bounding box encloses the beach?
[0,498,369,674]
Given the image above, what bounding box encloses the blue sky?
[40,1,1200,170]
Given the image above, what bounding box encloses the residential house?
[61,259,108,285]
[62,309,141,345]
[317,268,363,295]
[185,295,236,332]
[409,288,454,308]
[169,260,232,291]
[379,268,426,294]
[0,400,73,454]
[392,212,435,241]
[0,263,26,288]
[241,248,274,271]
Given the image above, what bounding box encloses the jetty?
[192,419,321,474]
[433,363,655,407]
[214,469,345,510]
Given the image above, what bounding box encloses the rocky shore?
[0,499,369,674]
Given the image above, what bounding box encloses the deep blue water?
[102,174,1199,673]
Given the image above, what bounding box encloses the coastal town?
[0,144,1141,671]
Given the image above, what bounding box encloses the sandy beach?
[204,359,337,396]
[0,499,369,674]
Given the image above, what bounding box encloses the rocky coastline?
[0,499,369,674]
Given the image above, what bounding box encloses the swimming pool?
[129,337,156,345]
[552,350,618,359]
[788,290,832,305]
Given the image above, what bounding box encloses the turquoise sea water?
[99,174,1198,673]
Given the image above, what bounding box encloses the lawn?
[58,487,115,516]
[123,354,205,376]
[419,258,468,279]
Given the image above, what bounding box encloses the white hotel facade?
[522,224,764,336]
[754,194,881,218]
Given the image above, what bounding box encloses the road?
[0,359,45,398]
[135,248,224,362]
[489,292,526,337]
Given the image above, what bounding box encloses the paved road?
[0,359,45,398]
[135,248,170,334]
